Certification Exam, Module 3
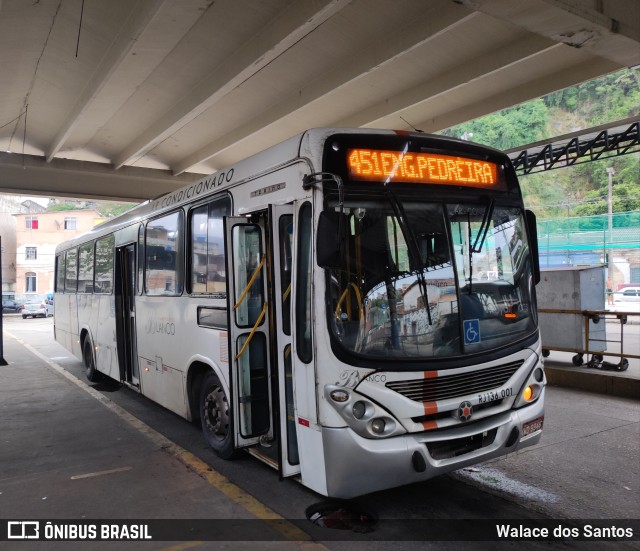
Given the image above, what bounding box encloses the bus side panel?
[296,424,329,496]
[135,297,188,417]
[95,294,118,379]
[77,293,97,358]
[54,293,81,361]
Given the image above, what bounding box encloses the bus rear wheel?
[83,339,102,382]
[200,372,236,459]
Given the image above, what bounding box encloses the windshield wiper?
[384,187,433,326]
[472,200,494,254]
[467,200,494,294]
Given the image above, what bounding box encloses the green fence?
[537,211,640,252]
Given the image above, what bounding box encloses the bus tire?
[200,372,236,459]
[83,338,102,382]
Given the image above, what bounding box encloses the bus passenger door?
[115,243,139,387]
[225,217,273,448]
[268,205,300,477]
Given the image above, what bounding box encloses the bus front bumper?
[321,389,545,499]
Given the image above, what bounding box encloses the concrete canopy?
[0,0,638,201]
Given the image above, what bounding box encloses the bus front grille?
[427,428,498,459]
[385,360,523,402]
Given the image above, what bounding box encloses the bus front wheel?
[200,372,236,459]
[83,339,102,382]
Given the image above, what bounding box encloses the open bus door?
[268,204,300,478]
[225,207,300,478]
[115,243,139,387]
[225,216,274,449]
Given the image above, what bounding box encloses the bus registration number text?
[478,387,512,404]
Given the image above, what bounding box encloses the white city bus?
[54,128,545,498]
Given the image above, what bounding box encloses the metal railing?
[508,117,640,175]
[538,308,639,371]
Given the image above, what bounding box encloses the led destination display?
[347,148,501,189]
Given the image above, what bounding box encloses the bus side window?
[189,196,230,295]
[207,198,230,294]
[78,242,94,293]
[137,224,145,295]
[191,206,208,293]
[232,225,264,327]
[296,203,313,363]
[65,249,78,293]
[279,214,293,336]
[55,253,65,293]
[95,235,114,294]
[146,211,183,296]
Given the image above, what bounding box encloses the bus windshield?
[325,197,536,360]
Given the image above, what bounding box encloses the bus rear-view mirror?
[525,209,540,285]
[316,210,346,269]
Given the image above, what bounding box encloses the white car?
[615,287,640,303]
[22,301,47,319]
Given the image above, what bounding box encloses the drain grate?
[306,500,377,533]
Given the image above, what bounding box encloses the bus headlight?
[371,418,386,434]
[324,384,406,439]
[514,367,546,408]
[352,401,366,419]
[330,389,349,403]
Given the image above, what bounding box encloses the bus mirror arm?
[302,172,344,213]
[302,172,342,191]
[302,172,347,270]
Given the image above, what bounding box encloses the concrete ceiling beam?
[170,2,475,175]
[112,0,352,170]
[0,152,196,201]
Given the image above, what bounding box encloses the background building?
[0,197,45,300]
[14,210,102,298]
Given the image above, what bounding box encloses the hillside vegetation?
[440,68,640,219]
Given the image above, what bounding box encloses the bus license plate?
[478,387,512,404]
[522,416,544,437]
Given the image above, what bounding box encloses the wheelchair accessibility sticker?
[463,319,481,345]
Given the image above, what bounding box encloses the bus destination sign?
[347,149,501,189]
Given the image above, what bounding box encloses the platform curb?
[545,365,640,400]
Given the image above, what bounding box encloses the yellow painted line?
[6,331,323,546]
[71,466,133,480]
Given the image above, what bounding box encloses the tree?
[441,99,549,150]
[439,67,640,219]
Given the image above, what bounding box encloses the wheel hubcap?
[203,386,229,441]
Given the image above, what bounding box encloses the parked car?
[615,286,640,303]
[2,299,24,313]
[22,301,48,319]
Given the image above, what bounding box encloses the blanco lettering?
[145,317,176,336]
[338,370,360,388]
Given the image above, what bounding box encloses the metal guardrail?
[538,308,639,371]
